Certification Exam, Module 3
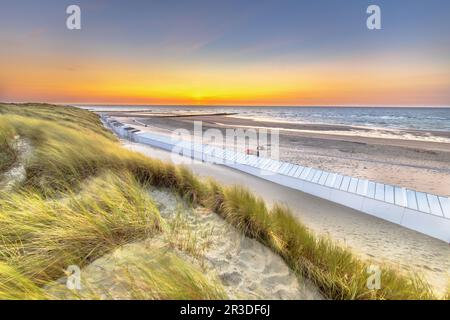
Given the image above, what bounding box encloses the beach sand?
[112,112,450,197]
[123,141,450,296]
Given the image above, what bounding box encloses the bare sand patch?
[0,137,32,191]
[151,189,323,300]
[45,188,323,300]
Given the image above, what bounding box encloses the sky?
[0,0,449,106]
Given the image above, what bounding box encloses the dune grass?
[0,103,114,140]
[0,102,445,300]
[0,169,223,300]
[0,119,18,174]
[0,248,227,300]
[0,262,49,300]
[206,184,436,299]
[0,103,227,300]
[0,172,162,284]
[121,250,227,300]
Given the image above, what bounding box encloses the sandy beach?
[109,112,450,197]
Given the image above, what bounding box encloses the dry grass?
[0,172,162,285]
[122,250,227,300]
[0,262,50,300]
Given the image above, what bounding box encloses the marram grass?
[0,103,226,300]
[0,262,50,300]
[0,172,162,283]
[120,250,227,300]
[206,185,436,300]
[0,102,446,300]
[0,118,18,174]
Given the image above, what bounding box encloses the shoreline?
[87,107,450,140]
[101,110,450,146]
[108,112,450,196]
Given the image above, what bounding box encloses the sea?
[80,106,450,133]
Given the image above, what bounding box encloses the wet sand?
[111,112,450,196]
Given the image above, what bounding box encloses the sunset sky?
[1,0,449,106]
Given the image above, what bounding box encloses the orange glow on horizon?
[1,44,449,106]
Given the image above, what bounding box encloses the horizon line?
[3,101,450,108]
